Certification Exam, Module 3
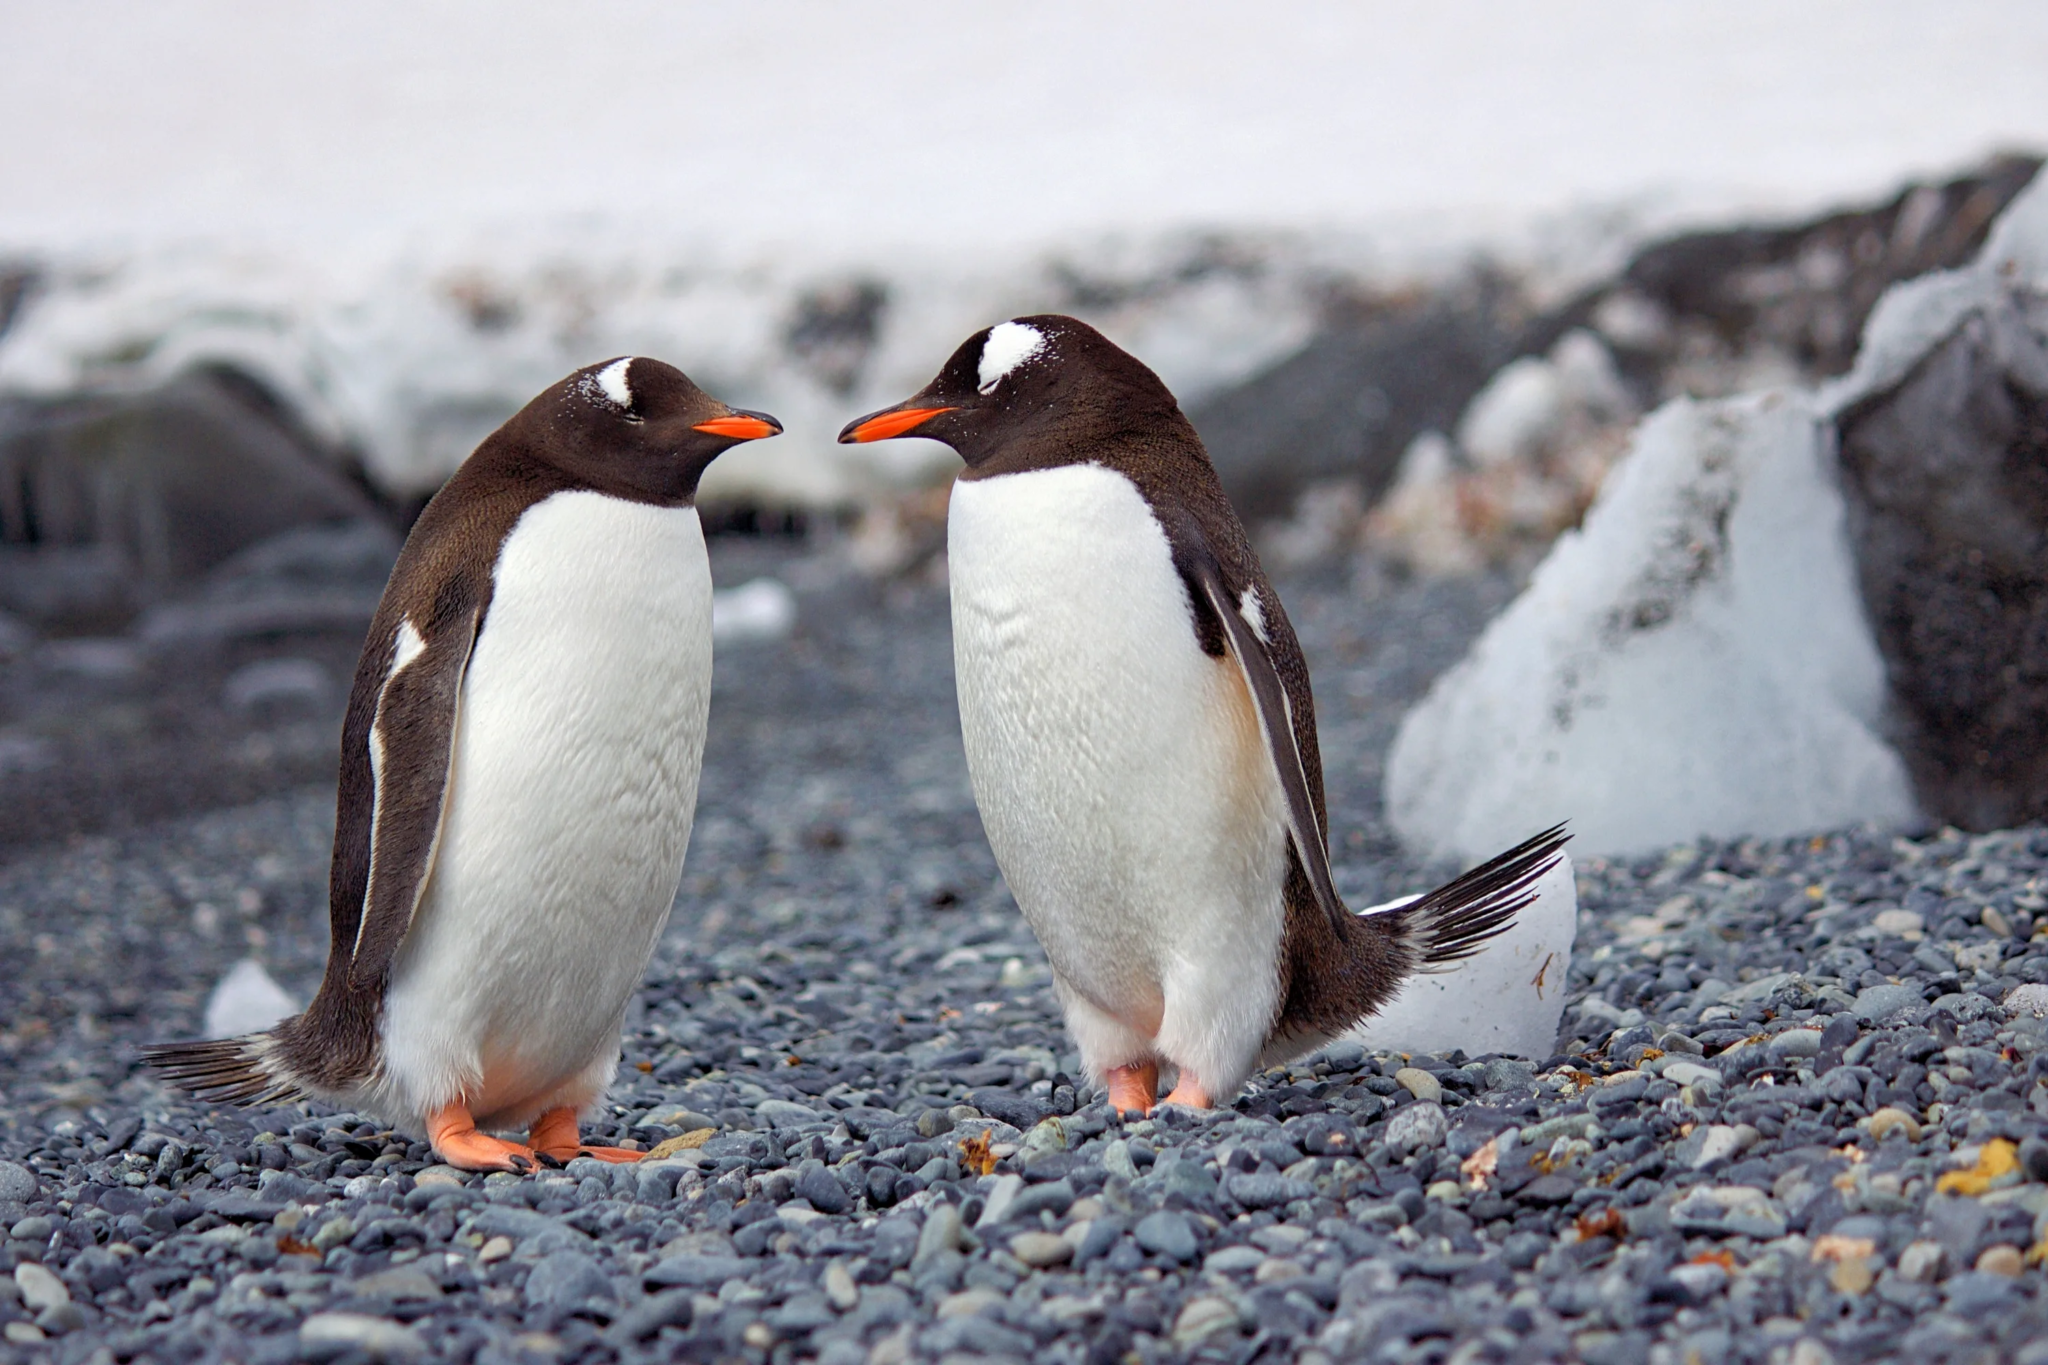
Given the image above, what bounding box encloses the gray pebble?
[1133,1210,1197,1262]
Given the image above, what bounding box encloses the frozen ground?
[7,543,2048,1364]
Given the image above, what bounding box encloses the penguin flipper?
[1183,553,1351,938]
[345,603,482,991]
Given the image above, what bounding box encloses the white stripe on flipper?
[392,619,426,673]
[1238,587,1268,644]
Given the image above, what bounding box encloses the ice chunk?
[203,958,296,1039]
[1349,851,1576,1060]
[711,578,796,644]
[1387,391,1916,860]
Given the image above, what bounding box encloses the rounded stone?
[1976,1244,2024,1277]
[795,1166,851,1216]
[1382,1101,1448,1152]
[0,1163,35,1204]
[522,1249,615,1308]
[1393,1068,1443,1103]
[2005,983,2048,1019]
[1172,1295,1240,1346]
[13,1264,68,1314]
[1864,1108,1923,1142]
[1008,1231,1073,1267]
[1134,1210,1198,1262]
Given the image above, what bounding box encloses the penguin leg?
[1158,1076,1214,1109]
[1105,1063,1159,1116]
[529,1107,646,1164]
[427,1103,535,1173]
[1052,972,1162,1116]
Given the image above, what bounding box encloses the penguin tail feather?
[1387,823,1570,972]
[141,1033,309,1108]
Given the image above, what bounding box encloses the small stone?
[646,1129,718,1160]
[1898,1241,1946,1283]
[975,1174,1024,1227]
[299,1312,425,1360]
[1383,1101,1448,1152]
[349,1267,443,1301]
[1855,983,1925,1023]
[1254,1258,1306,1284]
[523,1250,615,1309]
[758,1099,822,1128]
[1872,909,1924,937]
[1394,1068,1443,1103]
[2006,983,2048,1019]
[14,1264,68,1314]
[2020,1137,2048,1184]
[1172,1295,1240,1346]
[1009,1231,1074,1267]
[1425,1180,1463,1201]
[411,1166,466,1190]
[478,1236,513,1263]
[823,1261,859,1311]
[1769,1029,1823,1060]
[795,1166,851,1215]
[1864,1108,1924,1142]
[0,1163,35,1203]
[311,1214,357,1251]
[1828,1256,1874,1295]
[1204,1245,1265,1275]
[1662,1061,1723,1091]
[1224,1173,1310,1209]
[1976,1244,2024,1277]
[1134,1210,1198,1262]
[913,1203,964,1269]
[936,1288,1006,1319]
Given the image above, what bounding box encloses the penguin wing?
[344,604,482,990]
[1182,551,1351,937]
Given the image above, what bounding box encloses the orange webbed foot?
[1106,1062,1159,1118]
[1158,1077,1213,1111]
[427,1103,535,1173]
[528,1107,645,1163]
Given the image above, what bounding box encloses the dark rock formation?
[1192,155,2042,527]
[1838,299,2048,831]
[1188,280,1526,522]
[0,367,380,632]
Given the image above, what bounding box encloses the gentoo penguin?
[840,316,1565,1113]
[147,358,780,1170]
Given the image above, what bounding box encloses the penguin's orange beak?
[692,410,783,440]
[838,406,955,443]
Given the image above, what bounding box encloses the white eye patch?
[977,321,1046,394]
[594,356,635,410]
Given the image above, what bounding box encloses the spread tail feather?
[141,1033,309,1108]
[1385,823,1570,970]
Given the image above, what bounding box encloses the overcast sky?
[6,1,2047,252]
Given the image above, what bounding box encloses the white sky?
[4,1,2048,252]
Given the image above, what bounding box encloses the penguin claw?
[535,1152,565,1170]
[426,1102,539,1173]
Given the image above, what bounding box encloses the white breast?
[948,465,1288,1044]
[377,491,712,1130]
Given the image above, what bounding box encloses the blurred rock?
[223,658,332,713]
[0,368,382,632]
[711,579,797,645]
[1837,300,2048,830]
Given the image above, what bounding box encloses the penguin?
[840,316,1566,1113]
[146,358,780,1170]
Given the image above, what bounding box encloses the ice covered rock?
[1348,850,1576,1060]
[1830,178,2048,830]
[1386,391,1916,860]
[203,958,297,1039]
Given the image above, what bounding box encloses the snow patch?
[203,958,297,1039]
[1350,851,1576,1059]
[977,321,1045,394]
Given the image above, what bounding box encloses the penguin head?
[510,357,781,503]
[837,315,1178,469]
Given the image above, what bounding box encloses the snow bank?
[1349,851,1577,1060]
[1388,168,2048,861]
[0,233,1328,508]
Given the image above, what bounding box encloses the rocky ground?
[4,536,2048,1365]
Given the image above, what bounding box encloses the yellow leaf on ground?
[1936,1139,2018,1196]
